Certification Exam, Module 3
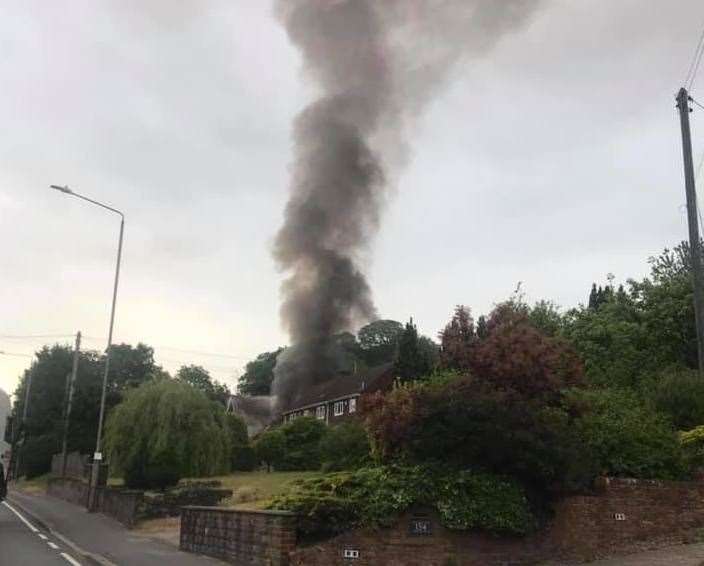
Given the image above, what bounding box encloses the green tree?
[225,413,255,471]
[238,349,284,396]
[439,306,475,371]
[648,368,704,430]
[279,416,328,471]
[357,320,403,366]
[254,429,286,472]
[176,365,231,406]
[395,319,433,381]
[105,380,230,489]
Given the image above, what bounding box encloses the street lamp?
[50,184,124,511]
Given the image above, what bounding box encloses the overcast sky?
[2,0,704,398]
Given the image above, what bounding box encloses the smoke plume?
[272,0,543,409]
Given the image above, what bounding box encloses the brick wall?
[289,478,704,565]
[180,506,296,566]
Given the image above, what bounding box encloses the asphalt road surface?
[0,500,81,566]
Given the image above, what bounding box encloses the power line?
[80,335,255,361]
[686,18,704,89]
[0,351,34,358]
[0,334,74,340]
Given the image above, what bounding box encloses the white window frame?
[348,397,357,414]
[316,405,326,420]
[333,400,345,417]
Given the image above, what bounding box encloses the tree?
[225,413,255,471]
[104,380,230,489]
[278,416,328,471]
[648,368,704,431]
[439,306,475,371]
[358,320,403,366]
[238,349,284,396]
[176,365,231,406]
[395,319,433,381]
[254,429,286,472]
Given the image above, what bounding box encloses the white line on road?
[38,533,48,540]
[2,500,39,533]
[48,541,60,549]
[61,552,82,566]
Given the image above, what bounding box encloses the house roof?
[282,363,394,414]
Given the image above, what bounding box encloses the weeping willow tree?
[105,379,230,489]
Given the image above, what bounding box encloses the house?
[227,364,395,434]
[280,363,394,425]
[226,395,275,436]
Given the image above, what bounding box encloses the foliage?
[357,320,403,366]
[105,380,230,489]
[439,305,476,371]
[20,435,58,479]
[470,306,584,400]
[528,300,564,337]
[320,422,371,472]
[363,375,591,492]
[176,365,231,406]
[570,388,686,480]
[254,429,286,472]
[680,425,704,470]
[269,465,535,540]
[225,414,256,471]
[278,417,328,471]
[237,349,284,396]
[647,368,704,431]
[395,319,434,381]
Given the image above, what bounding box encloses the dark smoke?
[272,0,543,410]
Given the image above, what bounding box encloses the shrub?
[571,388,686,480]
[648,368,704,430]
[319,422,371,472]
[105,380,230,489]
[269,465,535,540]
[278,417,328,471]
[363,375,592,492]
[226,414,256,471]
[253,429,286,472]
[680,425,704,471]
[20,434,57,479]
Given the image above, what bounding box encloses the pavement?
[4,488,223,565]
[583,544,704,566]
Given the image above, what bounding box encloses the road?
[6,489,222,565]
[0,500,82,566]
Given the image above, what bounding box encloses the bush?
[105,380,230,489]
[253,429,286,471]
[279,417,328,471]
[20,434,57,479]
[363,375,592,492]
[320,422,371,472]
[571,388,686,480]
[648,368,704,430]
[680,425,704,471]
[269,465,535,540]
[226,414,256,471]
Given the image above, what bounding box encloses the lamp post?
[50,185,124,511]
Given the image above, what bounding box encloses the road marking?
[2,500,39,533]
[61,553,82,566]
[38,533,48,540]
[48,541,60,549]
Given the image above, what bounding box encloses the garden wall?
[291,478,704,565]
[180,506,296,566]
[47,477,143,528]
[179,477,704,565]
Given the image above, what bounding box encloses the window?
[348,398,357,414]
[316,405,326,420]
[333,401,345,417]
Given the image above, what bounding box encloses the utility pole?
[677,87,704,374]
[13,370,34,479]
[61,332,81,477]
